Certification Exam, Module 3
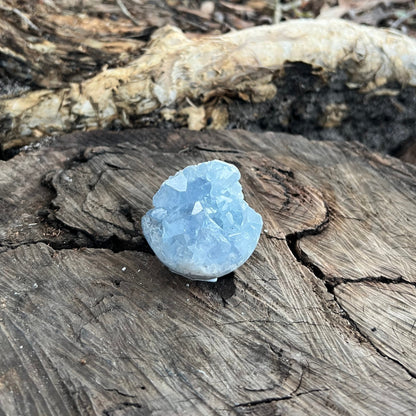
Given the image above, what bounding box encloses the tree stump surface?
[1,128,415,415]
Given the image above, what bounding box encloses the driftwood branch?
[1,18,416,150]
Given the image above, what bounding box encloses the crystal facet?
[142,160,263,282]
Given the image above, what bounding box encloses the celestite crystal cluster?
[142,160,262,282]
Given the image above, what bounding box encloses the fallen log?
[0,128,415,415]
[1,18,416,155]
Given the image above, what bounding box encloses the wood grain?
[1,129,415,415]
[335,281,416,376]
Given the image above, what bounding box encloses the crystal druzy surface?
[142,160,263,282]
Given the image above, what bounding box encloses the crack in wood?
[0,231,153,255]
[285,203,416,380]
[333,276,416,288]
[102,401,143,416]
[193,145,241,154]
[233,388,328,408]
[102,388,137,398]
[331,290,416,379]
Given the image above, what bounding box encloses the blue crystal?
[141,160,263,282]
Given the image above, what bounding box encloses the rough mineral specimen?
[142,160,263,282]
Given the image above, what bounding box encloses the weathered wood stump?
[1,128,415,415]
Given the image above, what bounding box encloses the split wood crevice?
[1,128,415,415]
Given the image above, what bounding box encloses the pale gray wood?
[335,281,416,376]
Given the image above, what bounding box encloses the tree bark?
[1,128,415,415]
